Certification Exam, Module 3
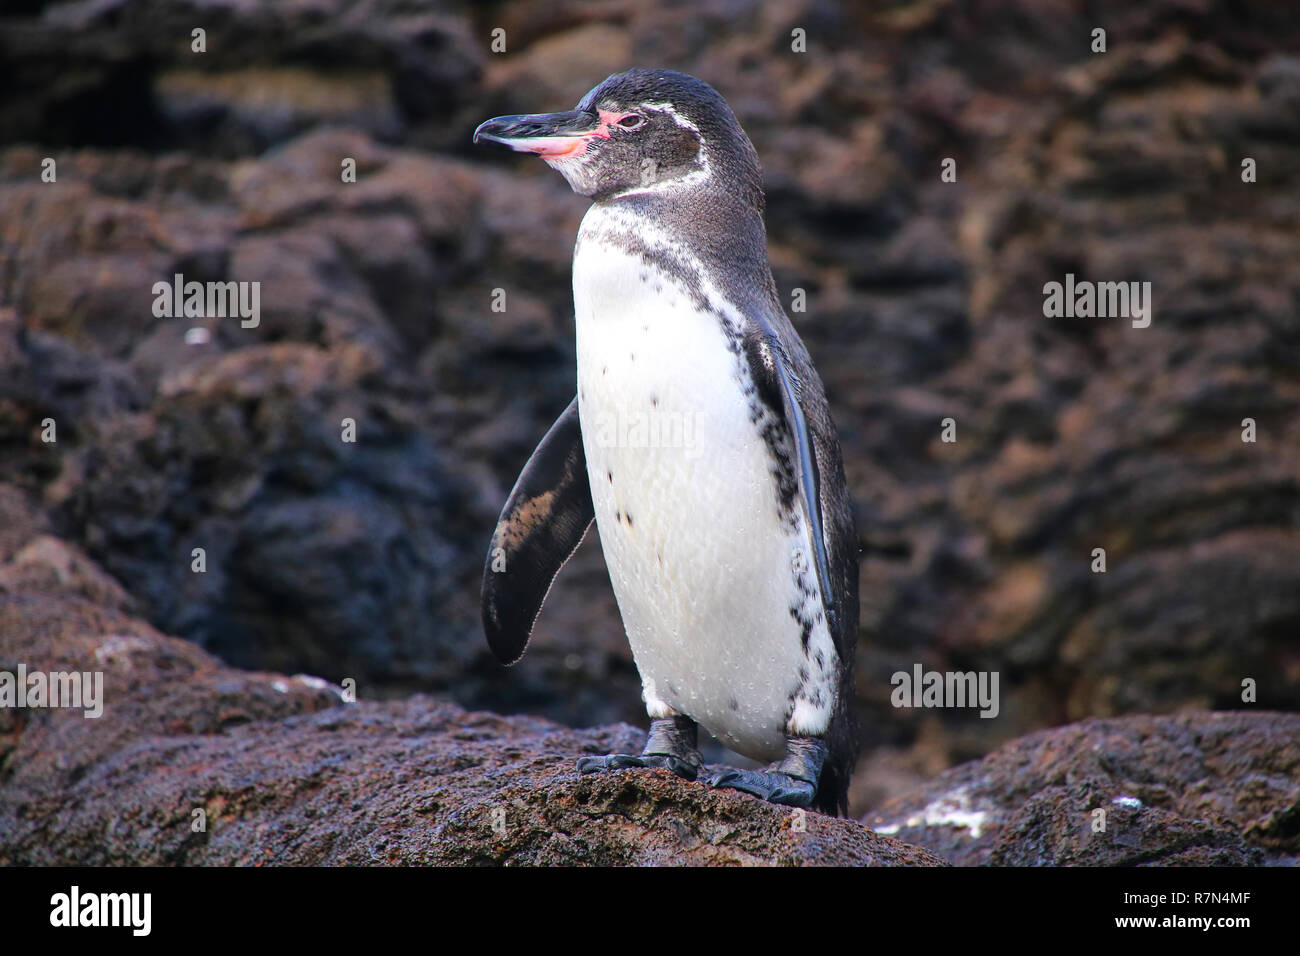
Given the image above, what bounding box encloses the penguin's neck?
[580,187,780,320]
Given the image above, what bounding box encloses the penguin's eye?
[617,114,646,130]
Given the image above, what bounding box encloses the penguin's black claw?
[577,752,699,781]
[707,735,827,808]
[577,714,702,781]
[707,768,816,807]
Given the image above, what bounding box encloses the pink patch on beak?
[510,115,620,161]
[510,135,593,160]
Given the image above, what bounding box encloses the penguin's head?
[474,69,762,208]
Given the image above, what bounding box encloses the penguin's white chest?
[571,219,835,762]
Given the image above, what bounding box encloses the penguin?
[475,69,859,815]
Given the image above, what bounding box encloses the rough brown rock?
[2,517,1290,866]
[867,712,1300,866]
[0,546,941,866]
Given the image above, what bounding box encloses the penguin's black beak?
[473,109,608,160]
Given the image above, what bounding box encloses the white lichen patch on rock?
[873,785,993,840]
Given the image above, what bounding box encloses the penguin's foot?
[577,714,702,782]
[708,735,827,809]
[706,767,815,807]
[577,751,700,780]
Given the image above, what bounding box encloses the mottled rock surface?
[1,0,1297,813]
[0,547,940,866]
[3,522,1291,866]
[867,712,1300,866]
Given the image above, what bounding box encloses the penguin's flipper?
[741,321,837,629]
[482,396,594,665]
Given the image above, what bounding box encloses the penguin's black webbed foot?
[708,734,827,809]
[712,764,811,806]
[577,715,702,782]
[707,767,815,807]
[577,752,699,780]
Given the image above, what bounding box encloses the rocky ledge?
[2,533,1294,866]
[0,534,940,866]
[870,711,1299,866]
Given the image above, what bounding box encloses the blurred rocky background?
[1,0,1298,818]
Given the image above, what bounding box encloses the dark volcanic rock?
[0,544,940,866]
[2,516,1291,866]
[0,0,483,155]
[867,712,1300,866]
